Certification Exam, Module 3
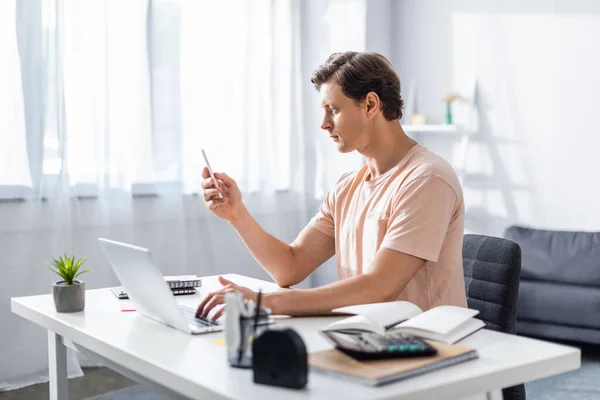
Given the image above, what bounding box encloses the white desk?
[11,274,580,400]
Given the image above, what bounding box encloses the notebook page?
[396,306,479,335]
[445,318,485,343]
[332,301,423,328]
[325,315,386,335]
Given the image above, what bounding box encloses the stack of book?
[111,275,202,299]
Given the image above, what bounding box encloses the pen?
[253,290,262,337]
[237,297,252,365]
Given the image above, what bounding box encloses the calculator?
[321,330,438,360]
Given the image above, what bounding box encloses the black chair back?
[463,234,526,400]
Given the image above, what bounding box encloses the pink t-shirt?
[309,144,467,311]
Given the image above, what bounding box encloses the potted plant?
[47,253,91,313]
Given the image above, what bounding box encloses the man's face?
[319,81,367,153]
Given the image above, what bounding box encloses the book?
[111,286,197,299]
[326,301,485,344]
[309,341,478,386]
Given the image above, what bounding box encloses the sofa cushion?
[517,280,600,329]
[517,319,600,345]
[505,225,600,286]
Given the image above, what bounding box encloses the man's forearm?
[231,206,298,286]
[265,273,398,316]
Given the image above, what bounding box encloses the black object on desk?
[252,327,308,389]
[320,330,437,361]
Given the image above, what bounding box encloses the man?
[196,52,467,320]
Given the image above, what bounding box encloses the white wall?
[366,0,395,59]
[393,0,600,236]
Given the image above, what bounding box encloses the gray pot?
[53,280,85,313]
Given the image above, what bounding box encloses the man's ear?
[365,92,380,118]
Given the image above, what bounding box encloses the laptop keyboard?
[179,305,220,328]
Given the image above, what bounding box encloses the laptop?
[98,238,223,335]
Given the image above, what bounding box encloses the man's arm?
[264,248,425,315]
[196,247,424,320]
[232,207,335,287]
[201,169,335,287]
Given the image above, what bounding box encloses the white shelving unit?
[403,79,479,186]
[403,124,464,134]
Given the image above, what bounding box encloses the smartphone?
[201,148,223,199]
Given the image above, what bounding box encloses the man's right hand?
[201,167,244,223]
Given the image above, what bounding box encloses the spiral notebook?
[162,275,202,289]
[111,275,201,299]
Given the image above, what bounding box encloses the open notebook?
[309,341,478,386]
[326,301,485,344]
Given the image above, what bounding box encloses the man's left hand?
[195,276,258,321]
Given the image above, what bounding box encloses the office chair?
[463,234,526,400]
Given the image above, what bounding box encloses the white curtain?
[0,0,32,194]
[0,0,366,391]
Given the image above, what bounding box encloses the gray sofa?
[504,225,600,344]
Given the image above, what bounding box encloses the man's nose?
[321,116,332,131]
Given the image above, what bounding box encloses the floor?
[1,341,599,399]
[525,342,600,400]
[0,367,136,400]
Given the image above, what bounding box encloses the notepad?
[120,303,136,312]
[309,341,478,386]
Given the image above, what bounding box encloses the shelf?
[403,124,465,134]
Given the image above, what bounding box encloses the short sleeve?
[380,176,458,262]
[308,189,335,237]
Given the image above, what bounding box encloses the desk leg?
[48,330,68,400]
[462,390,503,400]
[486,389,503,400]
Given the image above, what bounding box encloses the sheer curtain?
[0,0,32,197]
[0,0,366,391]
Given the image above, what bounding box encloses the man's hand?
[195,276,258,321]
[202,167,245,223]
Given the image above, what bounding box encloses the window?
[2,0,298,199]
[0,0,33,198]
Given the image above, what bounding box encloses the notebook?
[326,301,485,344]
[110,275,201,299]
[309,341,478,386]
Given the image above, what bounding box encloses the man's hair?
[311,52,404,121]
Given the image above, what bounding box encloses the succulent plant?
[46,254,91,285]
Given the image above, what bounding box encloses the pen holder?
[225,292,271,369]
